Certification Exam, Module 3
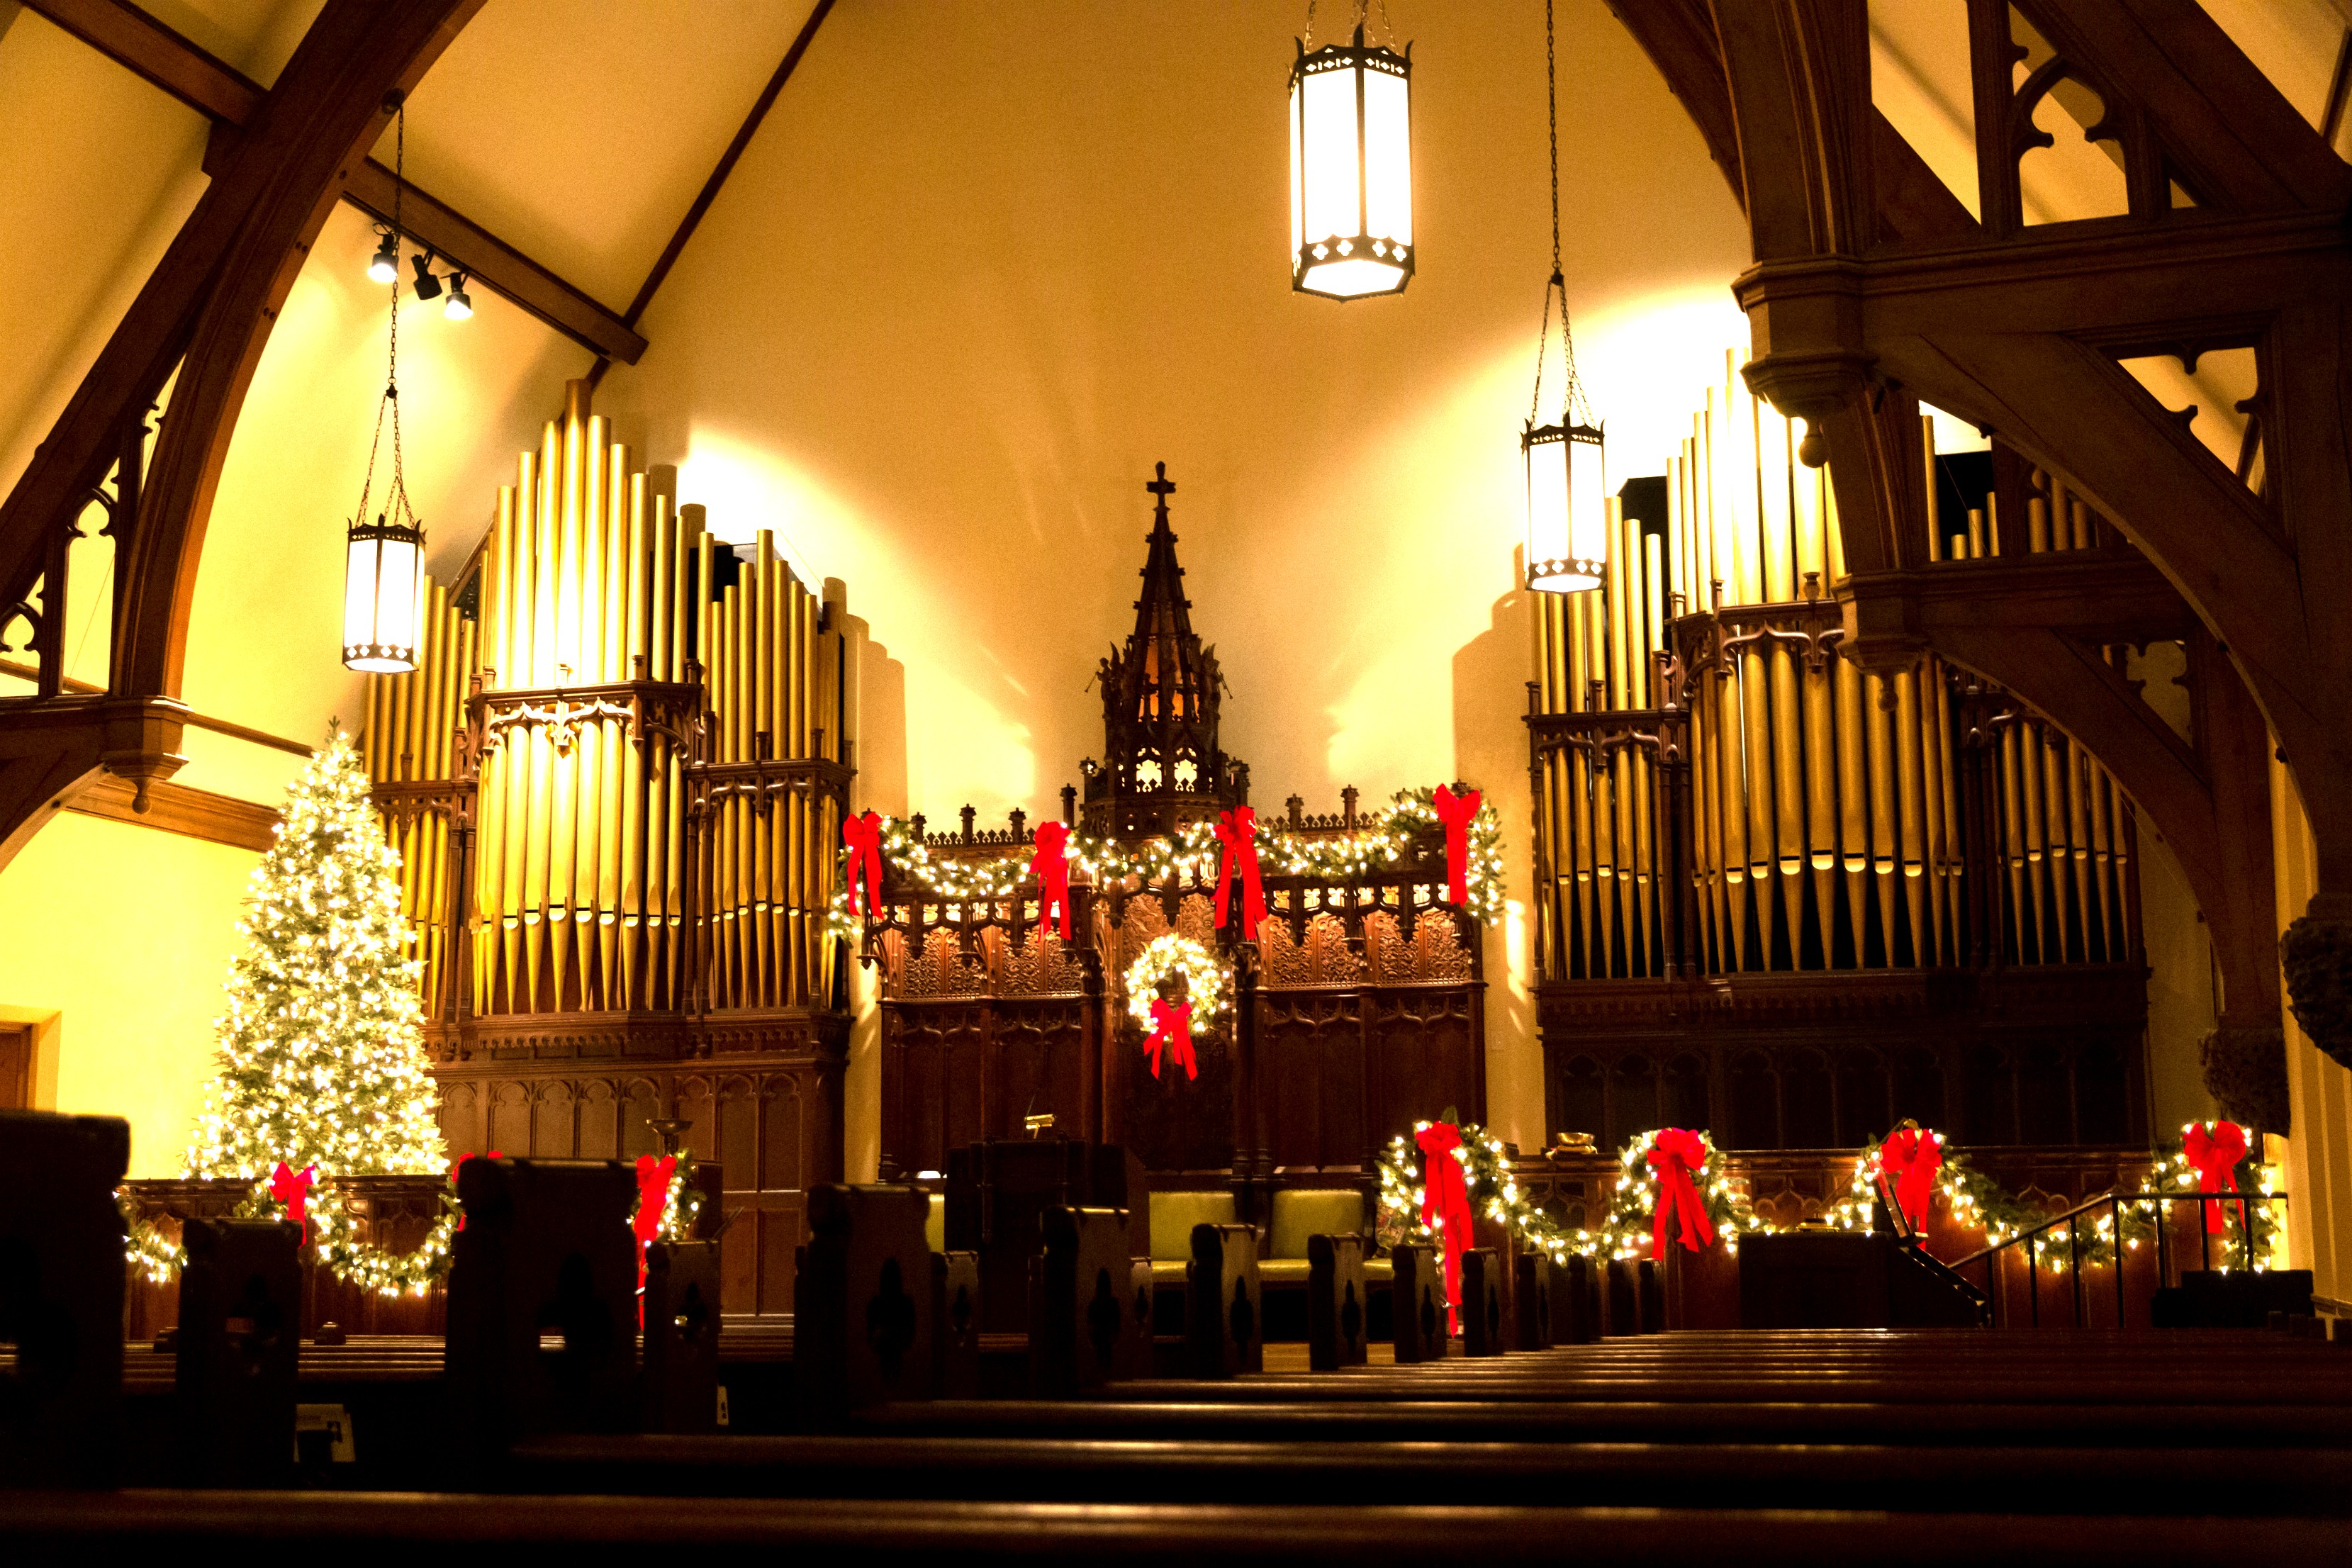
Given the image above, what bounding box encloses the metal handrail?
[1950,1187,2287,1328]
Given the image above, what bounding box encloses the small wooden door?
[0,1024,32,1109]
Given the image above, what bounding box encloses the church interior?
[3,0,2350,1555]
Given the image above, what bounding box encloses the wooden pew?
[1389,1243,1449,1364]
[1514,1253,1553,1351]
[0,1111,129,1488]
[1187,1223,1262,1377]
[1306,1233,1369,1372]
[174,1216,300,1484]
[1031,1206,1135,1396]
[933,1250,982,1399]
[1460,1250,1507,1357]
[5,1489,2343,1556]
[447,1156,639,1449]
[642,1241,719,1433]
[796,1184,936,1420]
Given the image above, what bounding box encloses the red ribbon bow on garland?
[448,1150,503,1231]
[843,810,885,918]
[632,1153,680,1327]
[1878,1126,1942,1231]
[269,1161,317,1246]
[2183,1120,2250,1235]
[1431,785,1482,907]
[1646,1129,1718,1260]
[1416,1122,1473,1337]
[1031,819,1072,939]
[1213,807,1267,941]
[1144,999,1197,1081]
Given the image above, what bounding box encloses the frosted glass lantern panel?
[344,531,421,672]
[1360,66,1411,248]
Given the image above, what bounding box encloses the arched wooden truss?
[1611,0,2348,1071]
[0,0,488,863]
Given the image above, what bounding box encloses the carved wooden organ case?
[1528,357,2150,1158]
[359,380,853,1313]
[863,468,1486,1203]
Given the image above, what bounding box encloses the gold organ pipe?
[755,537,776,1005]
[1895,667,1928,965]
[2066,735,2092,963]
[1764,405,1803,958]
[2090,751,2115,959]
[2042,727,2068,961]
[1864,672,1897,965]
[1570,592,1597,977]
[1917,659,1948,965]
[1922,416,1942,563]
[620,472,649,1008]
[2020,722,2049,963]
[2000,725,2026,964]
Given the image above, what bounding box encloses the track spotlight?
[410,251,442,302]
[366,230,399,285]
[444,274,473,321]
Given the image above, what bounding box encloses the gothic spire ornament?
[342,92,425,673]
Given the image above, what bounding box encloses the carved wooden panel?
[1537,970,2146,1150]
[1262,994,1365,1174]
[1365,991,1480,1136]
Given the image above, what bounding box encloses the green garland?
[119,1150,704,1299]
[2157,1121,2281,1269]
[1376,1121,1592,1262]
[831,783,1509,939]
[1599,1128,1766,1260]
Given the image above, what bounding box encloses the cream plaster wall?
[0,812,257,1175]
[591,0,1754,1158]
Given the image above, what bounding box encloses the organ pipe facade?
[358,380,854,1314]
[1529,355,2149,1153]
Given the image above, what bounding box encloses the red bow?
[269,1161,317,1246]
[1416,1122,1473,1337]
[1145,999,1196,1081]
[1878,1127,1942,1231]
[1213,807,1267,941]
[843,810,885,918]
[448,1150,502,1231]
[1646,1129,1717,1260]
[2184,1121,2250,1235]
[633,1153,680,1327]
[1432,785,1482,907]
[1032,820,1072,939]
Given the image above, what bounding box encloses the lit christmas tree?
[186,729,447,1180]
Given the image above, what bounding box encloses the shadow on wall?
[1452,581,1542,1153]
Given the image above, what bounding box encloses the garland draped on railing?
[828,785,1509,939]
[121,1150,702,1299]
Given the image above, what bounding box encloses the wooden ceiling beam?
[21,0,641,364]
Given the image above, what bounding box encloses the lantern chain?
[1304,0,1394,50]
[352,97,418,535]
[1528,0,1591,431]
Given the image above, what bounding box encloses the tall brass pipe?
[1863,672,1897,965]
[1895,668,1927,966]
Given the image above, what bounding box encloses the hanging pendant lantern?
[342,94,425,673]
[1289,4,1413,301]
[344,508,422,672]
[1524,414,1606,593]
[1521,0,1605,595]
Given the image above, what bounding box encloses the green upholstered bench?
[1261,1189,1391,1283]
[926,1192,945,1254]
[1148,1189,1237,1284]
